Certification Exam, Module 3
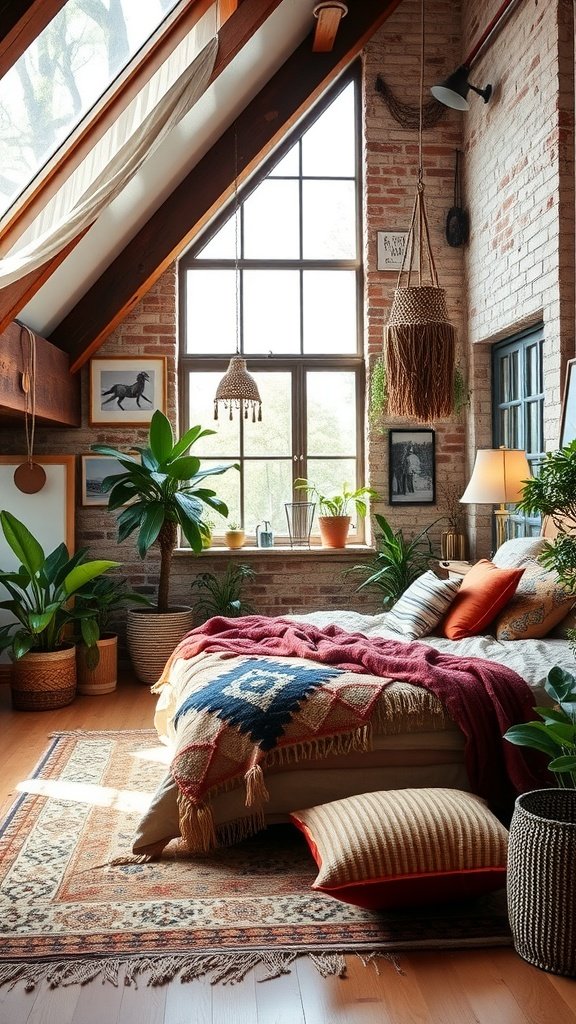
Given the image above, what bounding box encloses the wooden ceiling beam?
[0,1,66,80]
[312,2,348,53]
[52,0,403,371]
[0,0,283,337]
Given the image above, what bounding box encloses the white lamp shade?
[460,449,531,505]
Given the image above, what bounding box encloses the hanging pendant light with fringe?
[214,356,262,422]
[213,124,262,423]
[383,0,456,423]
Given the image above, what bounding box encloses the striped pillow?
[291,788,508,909]
[385,570,462,639]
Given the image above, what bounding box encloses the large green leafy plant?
[516,440,576,649]
[348,513,439,609]
[0,511,119,658]
[505,666,576,788]
[92,410,237,612]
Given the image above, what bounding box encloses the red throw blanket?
[163,615,549,812]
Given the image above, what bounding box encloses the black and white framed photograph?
[80,454,129,507]
[389,429,435,505]
[89,355,167,427]
[560,358,576,447]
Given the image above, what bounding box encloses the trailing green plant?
[369,357,388,426]
[191,563,256,622]
[453,363,472,415]
[294,479,379,519]
[504,666,576,788]
[91,410,238,613]
[347,512,439,609]
[0,511,120,659]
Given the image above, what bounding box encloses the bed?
[132,537,575,857]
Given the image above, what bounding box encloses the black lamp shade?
[431,65,492,110]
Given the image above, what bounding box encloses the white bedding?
[285,609,574,702]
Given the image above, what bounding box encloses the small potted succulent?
[224,521,246,550]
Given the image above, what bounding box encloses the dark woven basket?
[507,789,576,976]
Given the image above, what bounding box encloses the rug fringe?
[0,949,403,991]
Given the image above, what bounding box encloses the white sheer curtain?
[0,13,218,289]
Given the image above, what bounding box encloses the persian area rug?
[0,730,512,990]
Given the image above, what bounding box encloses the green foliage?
[369,358,388,426]
[0,511,119,659]
[453,364,472,415]
[191,563,256,623]
[294,479,379,519]
[92,410,238,612]
[347,513,439,609]
[504,666,576,788]
[516,441,576,650]
[74,574,152,636]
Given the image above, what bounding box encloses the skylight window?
[0,0,181,218]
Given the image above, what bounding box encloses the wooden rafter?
[0,0,284,336]
[312,2,348,53]
[0,1,66,80]
[51,0,402,370]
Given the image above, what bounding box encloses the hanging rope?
[13,323,46,493]
[383,0,456,423]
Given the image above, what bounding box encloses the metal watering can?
[256,520,274,548]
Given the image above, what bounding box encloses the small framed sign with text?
[377,231,408,271]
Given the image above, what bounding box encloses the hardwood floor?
[1,676,575,1024]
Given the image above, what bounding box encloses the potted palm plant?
[74,575,152,695]
[91,410,237,684]
[0,511,119,710]
[346,513,439,608]
[294,479,379,548]
[191,563,256,623]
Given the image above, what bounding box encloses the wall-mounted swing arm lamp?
[460,447,531,550]
[430,65,492,110]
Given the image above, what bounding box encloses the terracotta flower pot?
[318,515,351,548]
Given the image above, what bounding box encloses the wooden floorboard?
[1,676,576,1024]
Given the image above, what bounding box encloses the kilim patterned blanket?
[153,616,549,854]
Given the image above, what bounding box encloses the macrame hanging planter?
[383,0,456,423]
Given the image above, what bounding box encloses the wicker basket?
[11,646,77,711]
[127,606,195,685]
[507,789,576,976]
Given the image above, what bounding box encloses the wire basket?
[285,502,315,548]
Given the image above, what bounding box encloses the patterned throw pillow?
[495,564,575,640]
[291,788,508,910]
[492,536,548,569]
[385,570,462,639]
[441,560,524,639]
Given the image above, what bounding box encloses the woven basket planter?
[76,634,118,696]
[507,789,576,976]
[127,606,195,685]
[11,645,77,711]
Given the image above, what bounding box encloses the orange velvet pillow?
[441,559,524,640]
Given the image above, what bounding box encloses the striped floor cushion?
[291,788,508,909]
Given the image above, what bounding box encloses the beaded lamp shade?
[214,356,262,422]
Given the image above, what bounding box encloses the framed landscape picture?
[89,356,167,427]
[389,429,436,505]
[81,454,126,507]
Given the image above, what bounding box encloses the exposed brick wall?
[1,0,573,629]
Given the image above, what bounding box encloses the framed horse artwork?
[89,356,167,427]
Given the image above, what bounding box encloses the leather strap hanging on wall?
[446,150,469,247]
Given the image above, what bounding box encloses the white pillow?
[385,570,462,639]
[492,536,548,569]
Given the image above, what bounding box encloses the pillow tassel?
[178,792,217,853]
[244,763,269,808]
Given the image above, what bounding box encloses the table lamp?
[460,447,531,549]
